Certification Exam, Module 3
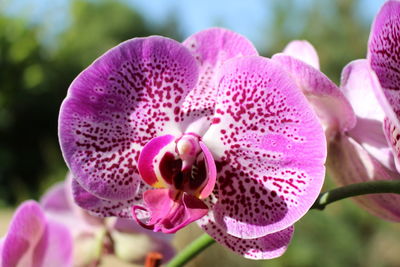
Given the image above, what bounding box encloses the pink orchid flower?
[0,200,73,267]
[320,0,400,222]
[41,176,175,266]
[59,28,327,259]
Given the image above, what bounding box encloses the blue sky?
[3,0,387,49]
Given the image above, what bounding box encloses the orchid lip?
[134,133,216,233]
[138,133,216,197]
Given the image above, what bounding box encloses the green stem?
[311,180,400,210]
[167,180,400,266]
[167,234,215,267]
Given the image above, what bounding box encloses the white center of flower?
[176,134,201,167]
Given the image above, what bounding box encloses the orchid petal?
[42,179,104,232]
[272,53,356,138]
[1,201,73,267]
[341,60,385,121]
[40,182,70,212]
[328,135,400,222]
[1,201,47,267]
[368,0,400,129]
[197,141,217,199]
[282,40,320,69]
[203,56,326,238]
[180,28,258,135]
[72,178,146,218]
[197,212,294,259]
[368,0,400,172]
[341,59,396,170]
[138,134,176,188]
[132,189,208,233]
[59,36,199,201]
[383,118,400,173]
[39,219,73,267]
[349,117,396,171]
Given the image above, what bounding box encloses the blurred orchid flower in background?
[323,0,400,222]
[58,28,327,259]
[41,175,175,266]
[272,40,356,141]
[0,200,73,267]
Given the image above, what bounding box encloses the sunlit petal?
[272,53,356,138]
[282,40,320,69]
[203,56,326,238]
[59,36,199,200]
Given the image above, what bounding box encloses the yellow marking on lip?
[151,181,164,188]
[151,173,168,189]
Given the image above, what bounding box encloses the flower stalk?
[167,234,215,267]
[167,180,400,267]
[311,180,400,210]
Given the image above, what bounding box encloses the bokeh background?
[1,0,400,266]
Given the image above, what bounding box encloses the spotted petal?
[72,177,147,218]
[272,53,356,139]
[282,40,320,69]
[180,28,258,135]
[198,212,294,259]
[368,1,400,173]
[59,36,199,201]
[368,0,400,129]
[0,201,73,267]
[202,56,326,238]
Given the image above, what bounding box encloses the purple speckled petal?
[202,56,326,238]
[272,53,356,139]
[368,0,400,172]
[72,177,147,218]
[328,135,400,222]
[1,201,73,267]
[197,212,294,259]
[368,0,400,129]
[132,189,208,233]
[59,36,199,201]
[180,28,258,135]
[282,40,320,69]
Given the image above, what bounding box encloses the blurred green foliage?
[266,0,369,83]
[0,0,180,204]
